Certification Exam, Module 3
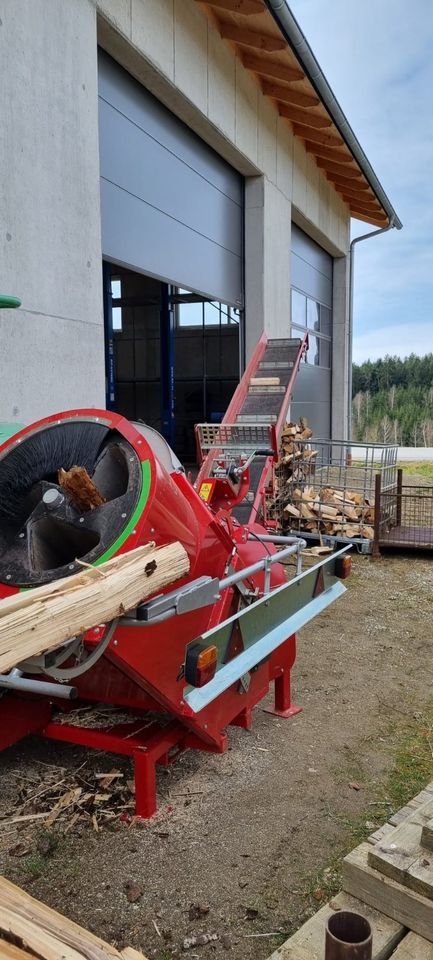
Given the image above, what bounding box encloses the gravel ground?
[1,551,433,960]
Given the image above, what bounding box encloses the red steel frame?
[0,373,308,819]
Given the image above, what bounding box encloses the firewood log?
[283,503,301,518]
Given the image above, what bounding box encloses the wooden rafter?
[241,52,304,83]
[304,141,354,164]
[195,0,265,13]
[350,205,388,223]
[198,0,388,225]
[292,123,343,148]
[261,81,319,108]
[325,171,371,190]
[341,195,381,212]
[278,104,331,128]
[219,22,286,51]
[316,157,362,179]
[339,183,376,203]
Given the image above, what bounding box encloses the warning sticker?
[198,482,213,502]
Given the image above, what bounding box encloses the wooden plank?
[340,194,381,212]
[422,818,433,851]
[266,890,404,960]
[346,209,389,227]
[198,0,265,13]
[219,22,286,51]
[0,542,189,674]
[278,103,331,128]
[316,156,362,178]
[390,932,433,960]
[339,183,378,202]
[324,170,371,190]
[348,203,387,222]
[343,842,433,943]
[304,141,355,163]
[242,51,304,82]
[368,822,396,846]
[261,81,319,108]
[292,124,344,147]
[250,376,280,386]
[0,942,33,960]
[0,876,149,960]
[368,801,433,899]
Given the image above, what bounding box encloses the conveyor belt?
[232,338,304,522]
[195,332,308,524]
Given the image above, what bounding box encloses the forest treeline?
[352,354,433,446]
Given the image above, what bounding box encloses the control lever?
[231,447,275,479]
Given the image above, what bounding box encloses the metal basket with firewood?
[268,421,397,550]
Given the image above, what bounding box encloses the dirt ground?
[1,550,433,959]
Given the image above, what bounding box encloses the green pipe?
[0,294,21,308]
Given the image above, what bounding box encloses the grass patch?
[300,705,433,913]
[22,853,47,879]
[380,711,433,810]
[399,461,433,481]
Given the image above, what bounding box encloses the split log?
[299,502,316,520]
[0,542,189,674]
[250,376,280,386]
[0,875,150,960]
[283,503,301,518]
[58,466,106,512]
[311,502,339,519]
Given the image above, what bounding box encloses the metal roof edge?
[264,0,402,229]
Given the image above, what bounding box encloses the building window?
[176,289,239,328]
[111,277,122,332]
[291,288,332,368]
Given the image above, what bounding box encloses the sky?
[289,0,433,364]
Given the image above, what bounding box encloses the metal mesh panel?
[268,439,398,547]
[196,423,274,454]
[378,482,433,550]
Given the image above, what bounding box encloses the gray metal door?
[291,224,333,437]
[98,52,243,307]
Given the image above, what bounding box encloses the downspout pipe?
[348,221,395,441]
[264,0,402,230]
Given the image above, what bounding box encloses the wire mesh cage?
[376,470,433,550]
[267,438,398,546]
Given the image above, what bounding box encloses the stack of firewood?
[271,419,375,540]
[278,418,317,483]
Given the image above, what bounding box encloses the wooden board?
[250,376,280,386]
[266,890,404,960]
[368,800,433,900]
[390,932,433,960]
[422,818,433,852]
[343,842,433,943]
[0,876,149,960]
[0,542,189,674]
[0,942,34,960]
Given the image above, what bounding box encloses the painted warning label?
[199,482,213,502]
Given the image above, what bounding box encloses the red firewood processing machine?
[0,335,350,817]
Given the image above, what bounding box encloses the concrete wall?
[96,0,351,436]
[0,0,105,424]
[0,0,351,436]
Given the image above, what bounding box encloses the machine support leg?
[134,750,157,820]
[231,706,253,730]
[264,668,302,719]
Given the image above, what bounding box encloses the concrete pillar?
[0,0,105,425]
[244,176,291,359]
[331,254,350,440]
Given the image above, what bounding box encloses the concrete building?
[0,0,400,461]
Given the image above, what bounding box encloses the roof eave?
[264,0,402,229]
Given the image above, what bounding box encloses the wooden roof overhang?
[195,0,400,228]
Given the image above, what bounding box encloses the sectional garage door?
[98,52,243,307]
[290,224,333,438]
